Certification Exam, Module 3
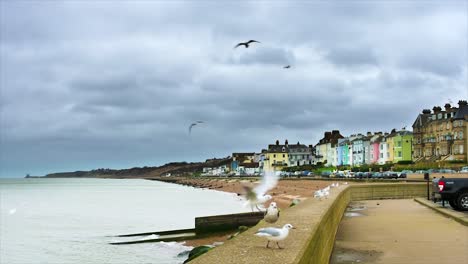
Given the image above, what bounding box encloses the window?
[282,154,285,158]
[398,151,402,157]
[397,141,401,147]
[387,152,390,158]
[459,132,464,139]
[446,122,450,129]
[437,113,442,119]
[461,145,464,154]
[273,154,276,158]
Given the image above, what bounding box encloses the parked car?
[307,172,315,176]
[415,170,427,174]
[334,171,346,178]
[439,169,456,174]
[355,172,364,179]
[398,171,408,178]
[383,171,398,179]
[460,166,468,173]
[371,172,383,179]
[432,177,468,211]
[321,171,332,178]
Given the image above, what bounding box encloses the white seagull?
[264,202,280,223]
[243,170,278,211]
[255,224,295,249]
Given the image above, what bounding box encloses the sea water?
[0,178,248,264]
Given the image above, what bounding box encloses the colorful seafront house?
[378,134,389,165]
[351,134,365,166]
[386,130,397,163]
[370,133,383,164]
[315,130,344,166]
[263,140,290,172]
[362,133,372,164]
[392,130,413,163]
[336,138,350,166]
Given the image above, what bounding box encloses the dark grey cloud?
[0,1,467,177]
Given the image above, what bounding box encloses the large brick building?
[412,100,467,162]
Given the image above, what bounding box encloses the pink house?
[370,135,382,164]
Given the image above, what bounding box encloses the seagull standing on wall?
[255,224,295,249]
[264,202,280,223]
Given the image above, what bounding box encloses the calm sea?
[0,178,248,264]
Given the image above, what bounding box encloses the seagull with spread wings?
[243,170,279,211]
[234,40,261,49]
[188,120,205,134]
[283,65,291,69]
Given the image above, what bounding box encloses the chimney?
[433,106,442,114]
[297,141,300,145]
[332,130,340,135]
[422,109,431,114]
[444,103,451,111]
[458,100,468,106]
[285,139,289,146]
[384,132,389,136]
[391,128,396,133]
[367,132,372,136]
[276,140,279,146]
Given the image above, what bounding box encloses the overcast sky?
[1,1,467,177]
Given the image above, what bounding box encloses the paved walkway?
[331,199,468,264]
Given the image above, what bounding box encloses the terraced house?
[315,130,344,166]
[288,142,314,167]
[412,100,468,162]
[263,140,290,172]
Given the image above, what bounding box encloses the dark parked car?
[355,172,364,179]
[383,171,398,179]
[432,177,468,211]
[321,171,331,178]
[372,172,383,179]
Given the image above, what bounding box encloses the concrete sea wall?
[189,183,426,264]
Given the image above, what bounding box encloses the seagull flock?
[244,170,348,249]
[188,39,291,134]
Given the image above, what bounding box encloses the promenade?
[331,199,468,264]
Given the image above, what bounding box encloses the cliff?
[42,157,231,179]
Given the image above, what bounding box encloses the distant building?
[315,130,344,166]
[412,100,467,162]
[288,142,313,167]
[392,130,413,163]
[263,140,290,172]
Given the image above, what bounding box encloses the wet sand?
[331,199,468,264]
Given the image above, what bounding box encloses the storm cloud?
[0,1,467,177]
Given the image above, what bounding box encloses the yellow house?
[386,129,398,163]
[263,140,289,172]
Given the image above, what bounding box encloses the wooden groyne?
[110,211,264,245]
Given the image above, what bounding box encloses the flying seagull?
[188,120,205,134]
[242,170,278,211]
[188,123,198,134]
[234,40,261,49]
[283,65,291,69]
[255,224,295,249]
[264,202,280,223]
